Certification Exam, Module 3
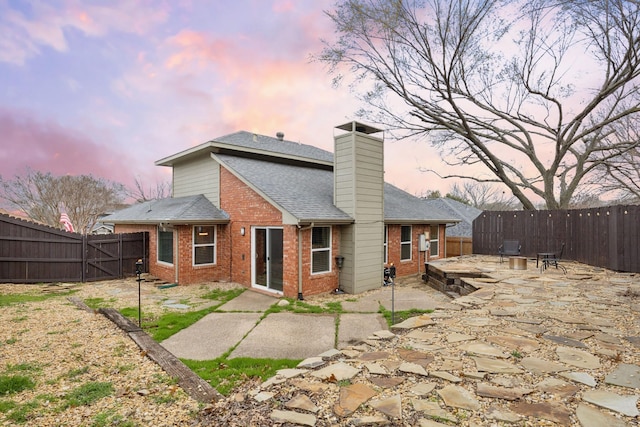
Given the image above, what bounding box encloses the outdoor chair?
[540,243,566,273]
[498,240,521,262]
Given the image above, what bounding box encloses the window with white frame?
[311,226,331,274]
[400,225,412,260]
[193,225,216,265]
[157,226,174,265]
[430,225,439,257]
[383,225,388,264]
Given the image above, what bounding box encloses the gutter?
[297,222,314,300]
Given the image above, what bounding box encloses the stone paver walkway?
[201,255,640,426]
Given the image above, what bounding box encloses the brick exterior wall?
[386,224,445,278]
[114,222,230,285]
[114,169,446,298]
[175,225,231,284]
[219,168,340,298]
[296,227,342,297]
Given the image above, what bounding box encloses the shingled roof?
[125,130,461,226]
[384,185,460,224]
[155,131,333,169]
[215,131,334,163]
[214,154,352,224]
[422,197,481,237]
[104,194,229,224]
[215,154,458,225]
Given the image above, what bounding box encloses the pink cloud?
[272,1,296,13]
[0,108,137,187]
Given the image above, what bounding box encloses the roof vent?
[276,132,284,141]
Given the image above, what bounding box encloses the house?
[422,198,481,238]
[91,222,114,235]
[422,198,481,257]
[104,122,459,298]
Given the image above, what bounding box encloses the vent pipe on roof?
[276,132,284,141]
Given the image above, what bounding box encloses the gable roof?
[155,131,333,169]
[215,153,458,225]
[144,129,462,226]
[214,154,353,224]
[216,131,334,163]
[103,194,229,225]
[422,198,481,237]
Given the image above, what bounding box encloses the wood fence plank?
[0,212,148,283]
[472,206,640,272]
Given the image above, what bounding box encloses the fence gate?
[85,235,119,281]
[0,213,148,283]
[84,233,149,281]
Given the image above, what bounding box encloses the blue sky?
[0,0,443,199]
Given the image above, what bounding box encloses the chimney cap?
[335,121,382,135]
[276,131,284,140]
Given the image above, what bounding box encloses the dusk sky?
[0,0,446,201]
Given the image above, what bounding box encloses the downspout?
[228,222,233,282]
[297,222,314,300]
[174,227,179,284]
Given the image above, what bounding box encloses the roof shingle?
[103,195,229,224]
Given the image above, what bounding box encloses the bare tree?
[319,0,640,209]
[127,176,171,203]
[0,169,125,234]
[448,182,520,210]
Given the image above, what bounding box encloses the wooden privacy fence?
[446,236,473,258]
[472,204,640,273]
[0,213,148,283]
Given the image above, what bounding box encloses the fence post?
[119,233,123,278]
[82,235,87,282]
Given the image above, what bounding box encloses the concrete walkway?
[160,277,450,360]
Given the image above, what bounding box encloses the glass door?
[252,227,283,292]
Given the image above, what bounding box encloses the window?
[158,226,174,265]
[383,226,388,264]
[430,225,439,257]
[401,225,412,260]
[193,225,216,265]
[311,226,331,274]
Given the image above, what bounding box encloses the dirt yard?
[0,278,240,426]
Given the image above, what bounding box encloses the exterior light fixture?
[240,227,245,236]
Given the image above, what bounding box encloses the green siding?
[334,123,384,294]
[173,156,220,205]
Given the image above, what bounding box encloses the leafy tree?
[0,169,125,234]
[319,0,640,209]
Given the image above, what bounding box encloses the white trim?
[400,225,412,261]
[192,225,217,266]
[311,226,332,274]
[251,226,284,294]
[383,225,388,264]
[157,226,174,266]
[430,225,440,258]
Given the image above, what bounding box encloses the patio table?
[536,252,556,268]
